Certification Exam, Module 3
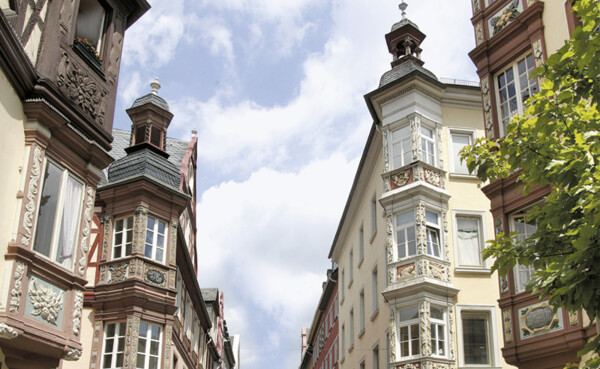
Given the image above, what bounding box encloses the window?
[349,309,355,349]
[341,270,345,301]
[358,225,365,264]
[359,290,365,333]
[372,267,379,315]
[349,250,354,286]
[371,194,377,238]
[359,359,365,369]
[430,306,446,357]
[372,344,379,369]
[391,125,412,169]
[145,216,167,263]
[33,160,84,269]
[398,307,420,357]
[450,132,473,175]
[341,324,345,359]
[113,216,133,259]
[396,210,417,259]
[102,322,126,368]
[496,53,538,135]
[511,213,537,292]
[425,210,441,258]
[334,338,338,363]
[421,126,436,165]
[455,216,484,268]
[462,313,490,365]
[136,322,161,369]
[76,0,108,53]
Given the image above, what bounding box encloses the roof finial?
[399,0,408,19]
[150,77,161,95]
[191,128,197,137]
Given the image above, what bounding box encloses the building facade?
[0,0,149,367]
[328,4,512,369]
[300,268,339,369]
[468,0,596,368]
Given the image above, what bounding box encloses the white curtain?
[57,177,83,268]
[457,218,481,266]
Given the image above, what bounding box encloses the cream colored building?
[328,7,514,369]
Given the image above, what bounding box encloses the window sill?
[449,173,479,180]
[72,41,104,77]
[370,308,379,321]
[358,328,365,338]
[369,230,377,244]
[348,279,353,289]
[358,257,364,269]
[348,344,354,353]
[454,267,491,275]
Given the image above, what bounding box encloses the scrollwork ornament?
[28,279,64,325]
[108,263,128,283]
[420,300,431,356]
[448,305,455,360]
[389,312,397,362]
[10,261,25,313]
[169,219,178,265]
[396,263,416,282]
[392,170,411,187]
[386,215,394,263]
[22,146,42,246]
[0,323,18,339]
[78,187,95,276]
[73,289,83,335]
[102,214,111,260]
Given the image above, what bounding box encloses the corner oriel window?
[145,216,167,263]
[113,216,133,259]
[75,0,108,58]
[33,160,84,269]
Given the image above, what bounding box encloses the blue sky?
[112,1,478,368]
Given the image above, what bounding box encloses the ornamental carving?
[489,0,521,37]
[134,206,148,254]
[99,265,106,283]
[437,127,444,170]
[90,321,101,369]
[108,263,129,283]
[448,305,455,360]
[78,187,95,276]
[416,204,427,254]
[420,301,431,356]
[164,325,173,368]
[57,53,107,123]
[392,170,411,188]
[388,266,395,284]
[102,214,111,260]
[130,317,141,364]
[424,168,441,187]
[425,260,447,281]
[472,0,480,13]
[494,217,503,235]
[503,310,513,342]
[568,311,579,326]
[396,263,416,282]
[389,313,397,362]
[411,117,422,162]
[0,323,18,339]
[28,278,64,325]
[107,32,123,83]
[383,129,391,173]
[144,267,166,287]
[431,364,449,369]
[500,276,509,293]
[73,289,83,335]
[124,317,134,367]
[481,77,494,139]
[533,39,544,67]
[22,146,42,246]
[169,220,178,266]
[64,348,82,361]
[476,23,484,45]
[399,364,420,369]
[386,215,394,263]
[10,261,25,314]
[519,303,561,338]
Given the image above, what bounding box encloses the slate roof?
[131,93,170,112]
[99,128,191,191]
[379,59,438,88]
[201,288,218,302]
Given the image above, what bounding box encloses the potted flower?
[73,37,102,68]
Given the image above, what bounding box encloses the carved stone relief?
[28,278,65,325]
[503,310,513,342]
[500,276,509,293]
[169,220,178,266]
[398,364,420,369]
[102,214,111,261]
[64,348,82,361]
[78,187,95,276]
[73,289,83,335]
[108,263,129,283]
[396,263,416,282]
[436,127,444,170]
[415,203,427,255]
[420,301,431,356]
[107,32,123,83]
[134,206,149,255]
[389,312,397,362]
[448,305,455,360]
[144,266,166,287]
[568,311,579,326]
[424,168,441,188]
[476,22,484,46]
[386,215,394,264]
[481,77,494,139]
[533,39,544,67]
[90,320,101,369]
[0,323,18,339]
[392,170,411,188]
[520,303,562,338]
[10,261,25,314]
[99,265,107,283]
[411,116,422,162]
[383,129,391,173]
[57,53,108,124]
[130,317,141,365]
[413,164,424,182]
[124,317,134,368]
[164,325,173,368]
[472,0,480,13]
[22,146,42,246]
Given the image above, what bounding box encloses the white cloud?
[118,71,142,105]
[193,16,235,64]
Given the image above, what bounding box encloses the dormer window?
[75,0,108,64]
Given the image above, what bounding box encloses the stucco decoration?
[443,211,450,262]
[503,310,513,342]
[22,146,42,246]
[108,263,129,283]
[9,261,25,314]
[130,317,141,366]
[437,127,444,170]
[448,305,456,360]
[0,323,18,339]
[59,0,75,31]
[424,168,441,188]
[392,170,411,188]
[57,53,108,123]
[399,364,420,369]
[411,116,422,162]
[64,348,82,361]
[164,325,173,368]
[90,320,102,369]
[420,300,432,356]
[500,276,509,293]
[386,215,394,263]
[72,289,83,335]
[383,129,391,173]
[415,203,427,254]
[472,0,480,13]
[78,187,95,276]
[481,77,494,139]
[107,32,123,83]
[520,303,562,338]
[426,260,447,281]
[389,312,397,362]
[124,317,134,368]
[476,22,484,45]
[28,278,64,325]
[568,311,579,326]
[431,363,449,369]
[134,206,149,255]
[397,263,416,282]
[488,0,522,37]
[169,220,178,266]
[533,39,544,67]
[101,214,111,261]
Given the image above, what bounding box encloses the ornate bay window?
[386,115,442,172]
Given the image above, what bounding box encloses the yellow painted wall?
[541,0,571,56]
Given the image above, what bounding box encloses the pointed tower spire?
[385,1,426,68]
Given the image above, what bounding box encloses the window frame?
[396,306,421,359]
[371,265,379,318]
[32,158,85,271]
[389,125,413,170]
[349,308,355,350]
[430,305,447,358]
[425,209,442,258]
[75,0,110,57]
[448,129,476,176]
[453,211,489,272]
[370,193,378,241]
[144,215,168,263]
[358,224,365,266]
[359,289,365,335]
[136,321,162,369]
[420,125,437,166]
[395,209,417,260]
[101,321,127,369]
[510,211,537,293]
[456,305,501,368]
[112,215,134,260]
[494,52,538,136]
